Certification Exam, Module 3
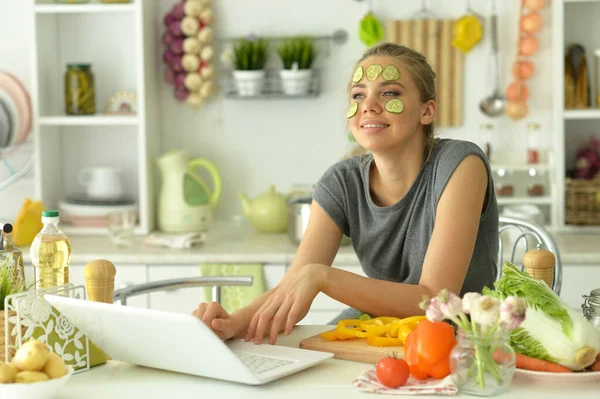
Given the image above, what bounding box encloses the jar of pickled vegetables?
[65,64,96,115]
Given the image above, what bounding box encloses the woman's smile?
[360,119,390,134]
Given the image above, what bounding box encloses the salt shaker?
[83,259,116,303]
[523,248,555,288]
[582,288,600,328]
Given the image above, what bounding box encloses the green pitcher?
[157,150,221,232]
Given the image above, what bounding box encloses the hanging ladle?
[479,0,506,117]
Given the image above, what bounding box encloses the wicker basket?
[565,175,600,225]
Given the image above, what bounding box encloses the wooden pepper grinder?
[84,259,116,303]
[523,248,555,288]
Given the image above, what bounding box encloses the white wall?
[0,0,553,223]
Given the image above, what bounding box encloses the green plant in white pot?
[277,37,317,95]
[232,36,269,96]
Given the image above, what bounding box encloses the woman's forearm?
[321,266,436,318]
[230,287,277,338]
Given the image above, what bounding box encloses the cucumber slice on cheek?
[385,99,404,113]
[347,102,359,118]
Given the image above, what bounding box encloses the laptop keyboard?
[235,352,295,375]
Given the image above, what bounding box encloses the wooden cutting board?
[299,329,405,364]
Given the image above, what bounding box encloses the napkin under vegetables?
[483,262,600,371]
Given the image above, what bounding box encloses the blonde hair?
[351,43,437,160]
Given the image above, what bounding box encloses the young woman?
[192,43,499,345]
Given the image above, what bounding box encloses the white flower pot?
[233,70,266,96]
[279,69,313,95]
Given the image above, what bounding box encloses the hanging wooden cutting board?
[299,329,405,364]
[386,18,463,127]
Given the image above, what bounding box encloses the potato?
[0,361,18,383]
[15,370,50,383]
[42,352,66,379]
[13,340,50,371]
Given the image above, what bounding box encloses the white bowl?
[0,366,74,399]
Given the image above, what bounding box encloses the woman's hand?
[192,302,242,340]
[245,263,330,345]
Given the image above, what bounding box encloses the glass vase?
[450,328,516,397]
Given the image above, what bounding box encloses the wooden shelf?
[38,115,139,126]
[497,197,553,205]
[35,3,135,14]
[490,164,552,172]
[62,225,145,236]
[563,109,600,119]
[557,225,600,234]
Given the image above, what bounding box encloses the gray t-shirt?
[313,138,499,311]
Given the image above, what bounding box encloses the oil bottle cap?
[42,210,60,223]
[2,223,12,233]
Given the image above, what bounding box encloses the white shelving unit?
[28,0,161,235]
[551,0,600,232]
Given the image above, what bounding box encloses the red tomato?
[376,357,410,388]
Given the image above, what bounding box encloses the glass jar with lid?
[479,123,494,162]
[495,168,514,197]
[64,63,96,115]
[526,123,541,164]
[582,288,600,329]
[527,168,546,196]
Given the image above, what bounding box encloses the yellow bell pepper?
[366,334,404,347]
[319,330,354,341]
[336,319,369,338]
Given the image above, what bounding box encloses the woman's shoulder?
[321,154,371,180]
[431,138,488,167]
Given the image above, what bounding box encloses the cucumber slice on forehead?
[382,64,400,81]
[385,99,404,113]
[366,64,383,81]
[352,66,363,83]
[347,102,359,118]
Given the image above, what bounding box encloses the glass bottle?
[495,169,514,197]
[29,210,72,290]
[65,63,96,115]
[527,168,546,197]
[450,329,516,396]
[479,123,494,162]
[1,223,25,293]
[582,288,600,329]
[526,123,541,164]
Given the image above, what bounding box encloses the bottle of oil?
[30,210,72,290]
[1,223,26,292]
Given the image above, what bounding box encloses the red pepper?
[404,319,456,380]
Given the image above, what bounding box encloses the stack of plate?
[0,71,33,189]
[59,193,138,228]
[0,71,32,150]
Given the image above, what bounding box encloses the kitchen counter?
[59,325,600,399]
[20,220,600,266]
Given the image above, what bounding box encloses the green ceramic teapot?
[238,185,288,234]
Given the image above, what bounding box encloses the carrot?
[515,353,572,373]
[591,360,600,372]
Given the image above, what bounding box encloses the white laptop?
[44,294,333,385]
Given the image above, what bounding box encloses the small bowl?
[0,366,74,399]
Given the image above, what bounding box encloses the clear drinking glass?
[107,211,136,247]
